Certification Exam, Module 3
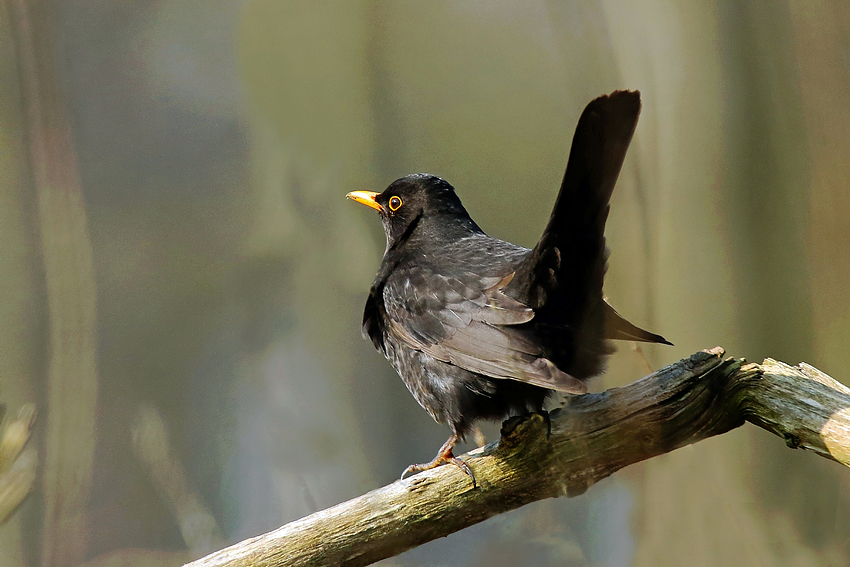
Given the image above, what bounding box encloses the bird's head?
[347,174,481,251]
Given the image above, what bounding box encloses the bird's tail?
[507,91,645,378]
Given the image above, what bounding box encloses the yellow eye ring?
[388,196,403,211]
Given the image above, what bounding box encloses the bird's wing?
[381,266,587,393]
[603,301,672,344]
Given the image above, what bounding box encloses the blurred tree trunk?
[792,3,850,403]
[791,0,850,546]
[5,0,99,565]
[0,1,45,565]
[602,1,848,565]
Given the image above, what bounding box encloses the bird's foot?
[400,434,476,487]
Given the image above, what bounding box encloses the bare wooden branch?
[184,348,850,567]
[737,358,850,464]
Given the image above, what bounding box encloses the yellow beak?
[346,191,382,211]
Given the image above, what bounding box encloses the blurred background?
[1,1,849,566]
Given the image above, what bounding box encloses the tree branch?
[184,347,850,567]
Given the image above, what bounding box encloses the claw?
[400,433,477,487]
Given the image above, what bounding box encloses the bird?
[347,90,671,486]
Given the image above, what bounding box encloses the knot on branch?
[498,412,550,452]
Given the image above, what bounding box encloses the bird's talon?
[400,433,476,486]
[448,456,476,487]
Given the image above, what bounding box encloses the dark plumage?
[347,90,671,484]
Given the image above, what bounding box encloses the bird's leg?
[401,433,476,486]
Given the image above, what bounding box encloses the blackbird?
[347,90,670,485]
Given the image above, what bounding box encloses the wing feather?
[383,267,586,393]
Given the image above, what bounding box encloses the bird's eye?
[389,196,403,211]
